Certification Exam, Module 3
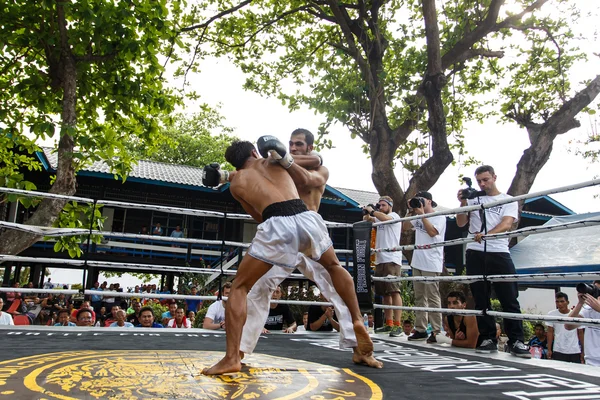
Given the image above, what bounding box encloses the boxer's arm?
[293,154,321,169]
[287,164,328,188]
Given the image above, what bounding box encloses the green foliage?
[181,0,593,189]
[146,301,168,324]
[286,284,320,324]
[50,202,105,258]
[133,108,238,169]
[490,298,536,339]
[0,0,185,255]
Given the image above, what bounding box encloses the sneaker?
[426,333,437,344]
[510,340,532,358]
[476,339,498,353]
[375,325,392,334]
[389,326,402,337]
[407,331,429,341]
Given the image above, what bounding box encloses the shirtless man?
[238,129,380,368]
[201,138,375,375]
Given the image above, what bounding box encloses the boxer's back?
[230,159,300,217]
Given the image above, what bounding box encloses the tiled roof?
[41,148,205,188]
[333,187,379,206]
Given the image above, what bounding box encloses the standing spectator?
[363,196,403,336]
[547,292,584,363]
[455,165,530,358]
[307,294,338,332]
[102,283,116,311]
[528,323,548,359]
[109,310,134,328]
[0,299,14,325]
[264,286,296,333]
[43,278,54,290]
[203,283,231,330]
[185,286,203,314]
[137,306,163,328]
[127,301,142,326]
[152,222,163,236]
[567,291,600,366]
[139,225,149,235]
[54,309,76,326]
[403,191,446,343]
[90,281,103,314]
[167,308,191,328]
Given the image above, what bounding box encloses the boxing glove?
[310,150,323,166]
[257,135,294,169]
[202,163,229,187]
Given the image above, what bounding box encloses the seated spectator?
[0,298,14,325]
[307,294,337,332]
[528,323,548,359]
[187,311,196,326]
[203,283,231,330]
[104,305,120,327]
[127,301,142,326]
[54,293,70,314]
[76,309,94,327]
[403,320,415,336]
[40,293,57,325]
[439,291,479,349]
[71,301,96,325]
[109,310,134,328]
[136,306,163,328]
[161,300,178,326]
[167,308,191,328]
[54,309,76,327]
[264,286,296,334]
[296,312,309,332]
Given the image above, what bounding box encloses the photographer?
[455,165,530,358]
[402,191,446,343]
[566,284,600,366]
[363,196,403,337]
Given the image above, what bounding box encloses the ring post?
[352,220,373,311]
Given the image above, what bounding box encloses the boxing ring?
[1,180,600,399]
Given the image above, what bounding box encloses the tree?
[0,0,184,255]
[181,0,599,212]
[135,107,238,168]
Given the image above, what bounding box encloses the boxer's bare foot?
[201,356,241,375]
[353,348,383,368]
[353,321,374,355]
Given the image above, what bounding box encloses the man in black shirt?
[263,286,296,333]
[307,294,339,332]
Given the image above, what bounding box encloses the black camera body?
[408,197,425,209]
[576,283,600,298]
[460,177,486,200]
[362,203,380,215]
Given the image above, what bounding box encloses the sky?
[49,0,599,287]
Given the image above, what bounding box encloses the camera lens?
[409,197,422,209]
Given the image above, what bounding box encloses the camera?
[460,177,486,200]
[362,203,380,215]
[409,197,425,209]
[576,283,600,298]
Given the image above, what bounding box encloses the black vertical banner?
[352,220,373,310]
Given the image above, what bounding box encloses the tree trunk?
[0,48,78,255]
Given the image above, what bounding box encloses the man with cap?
[363,196,404,337]
[403,191,446,343]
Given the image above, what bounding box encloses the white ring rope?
[372,272,600,283]
[0,255,318,281]
[375,304,600,327]
[373,178,600,227]
[0,287,81,295]
[0,188,352,229]
[372,216,600,253]
[0,221,353,254]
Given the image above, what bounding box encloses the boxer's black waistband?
[262,199,308,221]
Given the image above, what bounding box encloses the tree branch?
[180,0,253,33]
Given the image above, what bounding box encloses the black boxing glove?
[257,135,294,169]
[202,163,229,187]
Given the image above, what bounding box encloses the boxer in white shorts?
[202,138,380,375]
